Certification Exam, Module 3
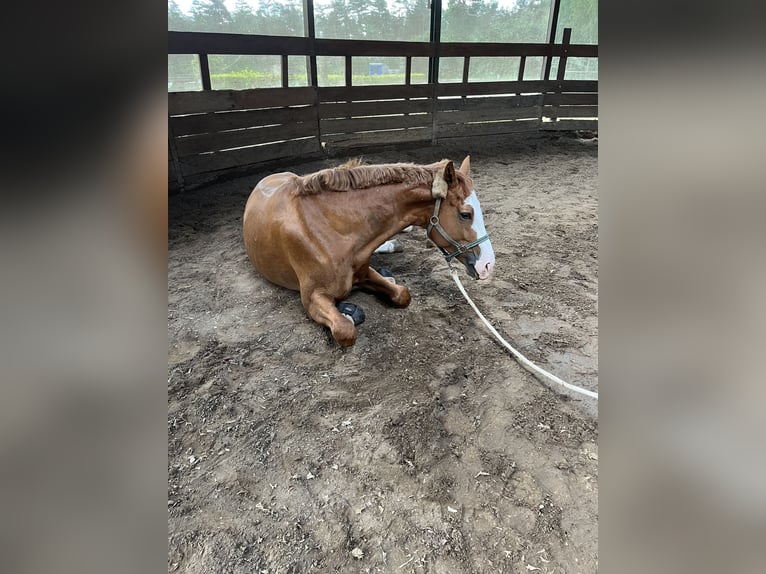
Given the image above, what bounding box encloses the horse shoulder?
[252,172,297,201]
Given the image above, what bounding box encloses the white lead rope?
[448,266,598,401]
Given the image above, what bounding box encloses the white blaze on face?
[465,191,495,279]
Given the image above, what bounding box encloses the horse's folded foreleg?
[373,239,403,254]
[300,289,357,347]
[358,267,412,308]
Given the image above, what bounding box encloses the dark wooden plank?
[179,137,321,176]
[345,56,352,87]
[304,0,318,88]
[168,124,185,190]
[428,0,442,84]
[304,0,316,39]
[169,31,311,56]
[281,55,289,88]
[546,0,562,44]
[438,79,596,97]
[462,57,470,84]
[440,42,549,57]
[322,128,432,148]
[199,54,211,91]
[543,105,598,119]
[544,92,598,105]
[437,106,541,125]
[437,80,550,97]
[319,98,432,119]
[405,57,412,85]
[541,119,598,131]
[556,28,571,83]
[171,105,317,136]
[169,86,317,115]
[551,80,598,92]
[168,159,181,190]
[176,122,318,156]
[436,94,543,112]
[546,27,571,119]
[518,56,526,81]
[543,0,562,80]
[318,84,433,102]
[314,38,434,57]
[435,119,542,138]
[564,45,598,57]
[320,114,431,135]
[167,31,595,59]
[438,42,596,58]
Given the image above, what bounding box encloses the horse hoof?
[375,239,403,253]
[376,267,396,284]
[337,302,365,326]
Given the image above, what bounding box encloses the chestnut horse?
[243,156,495,346]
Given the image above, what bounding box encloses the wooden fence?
[168,30,597,190]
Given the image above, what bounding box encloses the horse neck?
[318,182,437,253]
[371,182,437,233]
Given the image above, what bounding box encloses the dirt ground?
[168,132,598,573]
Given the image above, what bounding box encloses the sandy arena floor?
[168,132,598,573]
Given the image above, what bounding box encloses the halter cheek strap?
[426,198,489,262]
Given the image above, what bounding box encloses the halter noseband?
[426,197,489,262]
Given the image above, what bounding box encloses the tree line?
[168,0,596,91]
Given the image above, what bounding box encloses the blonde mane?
[295,161,451,196]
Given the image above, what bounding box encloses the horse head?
[427,156,496,280]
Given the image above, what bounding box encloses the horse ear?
[444,160,457,187]
[458,155,471,175]
[431,175,448,198]
[431,160,450,198]
[432,160,458,198]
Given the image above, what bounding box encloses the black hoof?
[337,302,365,326]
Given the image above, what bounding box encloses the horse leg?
[358,267,412,308]
[373,239,403,254]
[300,289,358,347]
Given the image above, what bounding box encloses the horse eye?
[459,212,472,221]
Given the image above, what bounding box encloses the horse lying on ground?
[243,156,495,346]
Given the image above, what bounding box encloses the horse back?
[243,172,302,290]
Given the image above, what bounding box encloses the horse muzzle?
[462,252,480,279]
[474,241,496,280]
[453,246,495,280]
[476,258,495,279]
